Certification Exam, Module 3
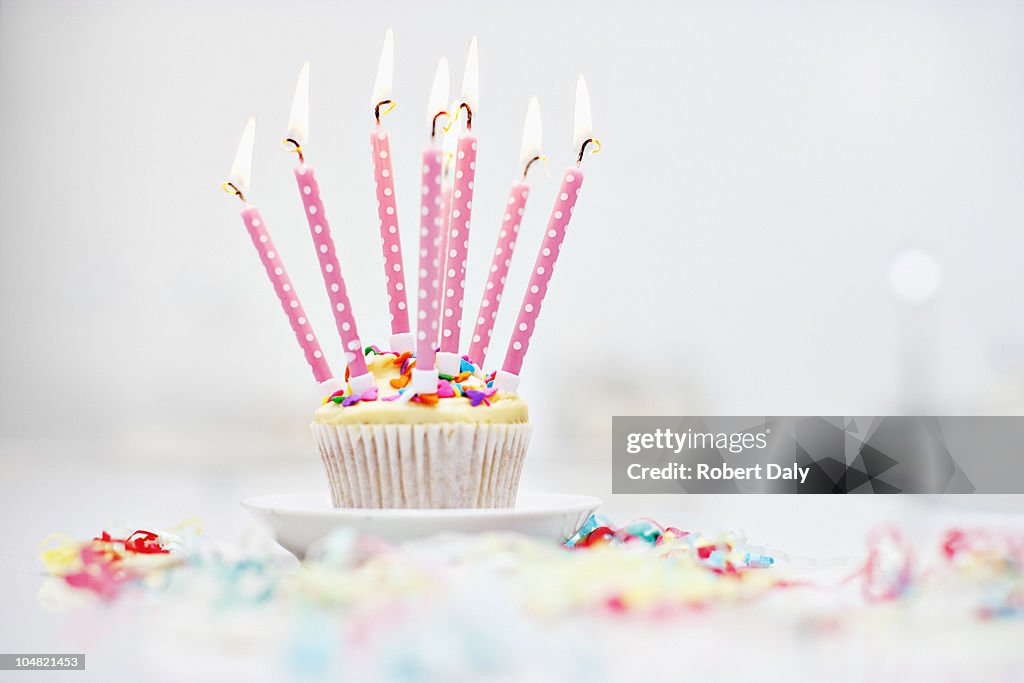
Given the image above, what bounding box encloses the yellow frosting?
[312,353,529,425]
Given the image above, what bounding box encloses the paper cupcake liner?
[311,422,531,509]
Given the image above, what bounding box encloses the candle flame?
[372,29,394,107]
[228,115,257,197]
[573,74,593,154]
[459,36,479,116]
[427,57,450,129]
[518,96,542,170]
[287,61,310,148]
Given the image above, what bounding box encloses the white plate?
[241,491,602,558]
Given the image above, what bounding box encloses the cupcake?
[311,349,530,509]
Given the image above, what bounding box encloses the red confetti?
[124,531,170,555]
[942,529,967,560]
[576,526,616,548]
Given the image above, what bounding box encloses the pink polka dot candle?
[369,30,413,353]
[437,37,480,377]
[223,116,341,396]
[285,62,374,395]
[436,124,457,345]
[468,96,543,368]
[405,58,451,399]
[495,76,600,393]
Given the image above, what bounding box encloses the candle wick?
[576,138,601,167]
[282,138,305,164]
[431,111,451,140]
[458,102,473,132]
[522,155,547,180]
[374,99,395,124]
[221,181,246,204]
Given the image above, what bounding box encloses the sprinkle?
[342,386,379,407]
[323,389,346,405]
[413,392,439,406]
[392,351,412,367]
[437,381,456,398]
[390,372,411,389]
[460,357,477,374]
[331,395,344,404]
[465,387,497,407]
[453,371,472,383]
[439,373,454,381]
[364,345,384,356]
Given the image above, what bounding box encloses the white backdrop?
[1,0,1024,465]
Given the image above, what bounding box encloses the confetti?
[37,520,1024,623]
[40,523,195,600]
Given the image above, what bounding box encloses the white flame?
[287,61,310,147]
[518,96,542,169]
[371,28,394,106]
[460,36,479,115]
[228,115,256,196]
[427,57,450,127]
[573,74,593,153]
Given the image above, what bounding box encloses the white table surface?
[2,439,1022,682]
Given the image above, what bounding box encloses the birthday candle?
[494,76,600,392]
[369,29,413,353]
[284,63,374,395]
[223,116,339,394]
[468,97,543,367]
[436,123,457,344]
[437,38,479,377]
[406,58,450,398]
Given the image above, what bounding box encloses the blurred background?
[1,0,1023,545]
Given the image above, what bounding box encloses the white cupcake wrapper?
[311,422,531,509]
